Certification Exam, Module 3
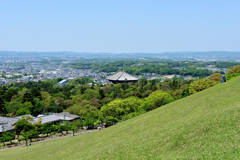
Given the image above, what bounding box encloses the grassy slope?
[1,76,240,159]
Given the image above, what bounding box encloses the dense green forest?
[69,60,235,76]
[0,73,227,127]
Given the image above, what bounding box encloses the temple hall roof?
[106,71,138,82]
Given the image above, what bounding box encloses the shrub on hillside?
[208,73,223,82]
[101,97,142,120]
[226,73,240,81]
[226,65,240,75]
[142,90,174,111]
[189,79,216,94]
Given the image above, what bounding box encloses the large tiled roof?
[15,114,36,120]
[53,112,79,121]
[0,117,19,125]
[34,115,61,124]
[0,122,14,133]
[106,71,138,81]
[0,117,18,132]
[14,114,37,124]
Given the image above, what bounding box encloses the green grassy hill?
[1,76,240,159]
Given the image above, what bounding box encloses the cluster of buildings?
[0,63,109,85]
[0,112,79,134]
[0,55,230,86]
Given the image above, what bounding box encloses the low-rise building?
[0,112,79,134]
[0,117,19,134]
[57,79,69,86]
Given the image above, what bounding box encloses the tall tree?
[5,88,18,102]
[30,88,42,100]
[22,92,34,105]
[0,132,16,146]
[15,116,33,137]
[0,96,6,116]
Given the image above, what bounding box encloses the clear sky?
[0,0,240,53]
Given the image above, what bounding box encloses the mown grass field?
[1,76,240,159]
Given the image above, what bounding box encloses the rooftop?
[0,117,18,133]
[106,71,138,81]
[53,112,79,121]
[34,115,61,124]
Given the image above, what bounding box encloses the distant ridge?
[1,51,240,62]
[1,51,240,57]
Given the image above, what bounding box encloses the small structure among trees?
[106,71,138,84]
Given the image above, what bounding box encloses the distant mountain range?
[1,51,240,61]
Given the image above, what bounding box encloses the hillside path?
[0,129,98,152]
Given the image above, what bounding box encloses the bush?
[101,97,142,120]
[189,79,216,94]
[142,90,174,111]
[208,73,223,82]
[226,73,240,81]
[226,65,240,75]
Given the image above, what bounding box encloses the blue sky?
[0,0,240,53]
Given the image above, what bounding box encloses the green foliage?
[70,122,79,136]
[172,84,188,99]
[101,97,142,120]
[6,97,22,115]
[30,88,42,100]
[41,123,53,136]
[180,85,190,98]
[94,119,101,126]
[45,105,63,113]
[0,131,16,145]
[60,122,70,133]
[99,88,105,99]
[83,117,98,127]
[112,84,124,98]
[104,116,118,126]
[53,92,67,99]
[212,61,240,68]
[208,73,223,82]
[21,129,39,145]
[102,85,113,96]
[189,79,216,94]
[16,107,31,116]
[1,62,223,129]
[121,112,140,121]
[5,88,18,102]
[15,116,33,135]
[32,98,44,116]
[71,77,93,85]
[52,124,62,133]
[71,61,217,77]
[226,65,240,75]
[16,102,33,116]
[80,89,101,100]
[226,73,240,81]
[143,90,174,111]
[0,96,7,116]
